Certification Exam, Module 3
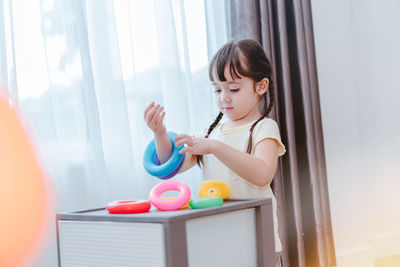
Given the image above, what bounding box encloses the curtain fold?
[85,0,137,201]
[228,0,336,266]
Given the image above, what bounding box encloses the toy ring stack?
[106,200,151,214]
[149,180,191,211]
[198,180,230,199]
[190,196,224,209]
[143,132,185,179]
[163,197,190,209]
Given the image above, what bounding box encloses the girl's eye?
[230,88,240,92]
[214,89,221,93]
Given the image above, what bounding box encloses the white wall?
[311,0,400,266]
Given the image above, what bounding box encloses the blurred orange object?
[0,96,51,266]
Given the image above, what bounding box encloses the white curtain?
[0,0,229,265]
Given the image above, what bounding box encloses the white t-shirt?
[201,117,286,252]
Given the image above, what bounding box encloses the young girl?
[144,39,285,266]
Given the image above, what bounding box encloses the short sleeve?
[253,118,286,156]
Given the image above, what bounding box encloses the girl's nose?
[220,91,231,102]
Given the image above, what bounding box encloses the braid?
[206,112,224,137]
[196,112,224,167]
[246,80,274,153]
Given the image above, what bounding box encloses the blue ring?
[153,153,186,180]
[143,132,185,178]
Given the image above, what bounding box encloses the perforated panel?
[186,208,257,267]
[58,220,165,267]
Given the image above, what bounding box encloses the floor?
[375,253,400,267]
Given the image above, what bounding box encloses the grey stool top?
[57,198,271,223]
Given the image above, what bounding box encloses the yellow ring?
[198,180,230,199]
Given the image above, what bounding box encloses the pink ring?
[149,180,191,211]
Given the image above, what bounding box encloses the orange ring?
[106,200,151,214]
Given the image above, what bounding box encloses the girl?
[144,39,285,266]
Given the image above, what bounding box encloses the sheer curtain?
[0,0,228,265]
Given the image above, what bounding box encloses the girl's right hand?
[144,102,166,135]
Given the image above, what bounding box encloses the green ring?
[189,196,223,209]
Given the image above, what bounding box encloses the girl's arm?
[144,102,197,172]
[212,139,279,187]
[155,132,198,172]
[144,102,172,163]
[174,134,279,187]
[153,131,173,164]
[177,152,197,173]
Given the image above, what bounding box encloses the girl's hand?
[173,134,218,155]
[144,102,166,135]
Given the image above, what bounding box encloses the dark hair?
[197,39,274,166]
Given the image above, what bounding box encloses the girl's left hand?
[173,134,217,155]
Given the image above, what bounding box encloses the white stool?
[56,198,276,267]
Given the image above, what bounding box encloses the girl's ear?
[256,78,269,95]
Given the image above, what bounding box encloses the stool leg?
[164,221,188,267]
[256,204,276,267]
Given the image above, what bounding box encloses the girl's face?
[212,67,267,124]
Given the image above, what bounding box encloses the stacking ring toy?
[149,180,191,211]
[189,196,224,209]
[199,180,230,199]
[163,197,190,209]
[143,132,185,179]
[153,153,186,179]
[106,200,151,214]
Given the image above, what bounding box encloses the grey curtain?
[228,1,336,266]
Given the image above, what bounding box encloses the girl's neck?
[224,109,262,129]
